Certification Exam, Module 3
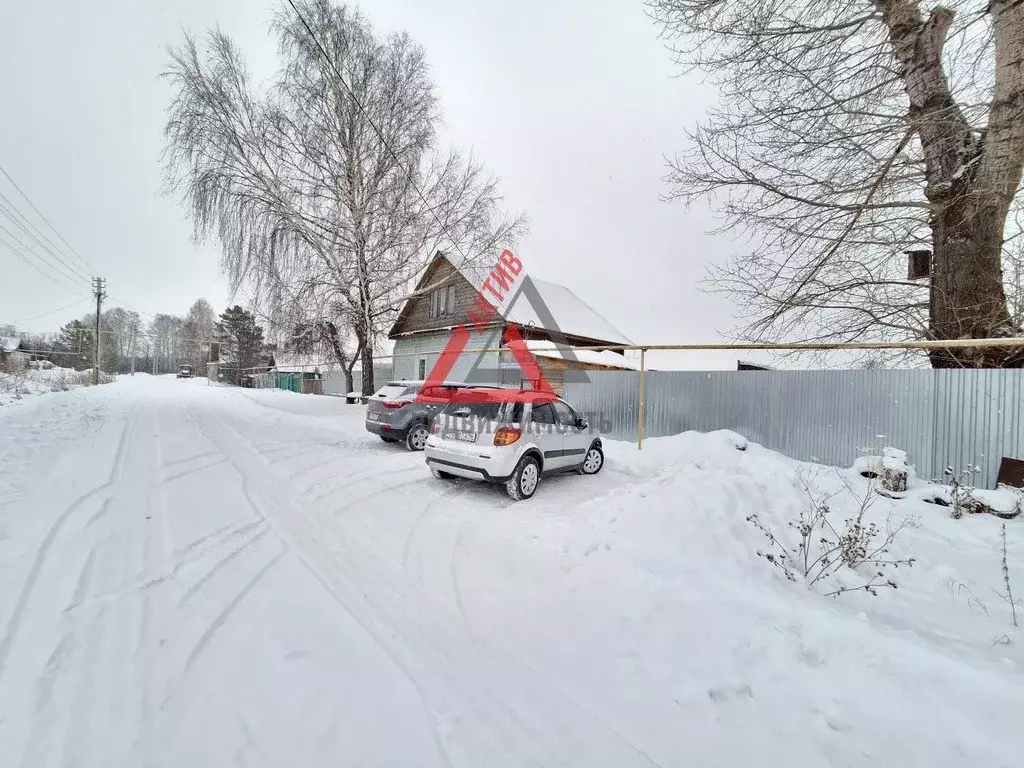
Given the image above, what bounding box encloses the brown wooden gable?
[389,253,627,354]
[388,253,484,339]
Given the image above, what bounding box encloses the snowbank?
[0,366,112,407]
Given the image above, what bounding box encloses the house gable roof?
[389,252,631,346]
[386,254,478,339]
[504,279,631,345]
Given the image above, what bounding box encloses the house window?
[418,358,426,379]
[428,285,457,318]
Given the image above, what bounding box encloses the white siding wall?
[392,328,503,385]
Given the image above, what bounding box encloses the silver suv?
[424,387,604,500]
[365,380,499,451]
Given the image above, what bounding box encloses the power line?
[107,296,157,320]
[0,190,92,282]
[0,230,84,294]
[283,0,474,267]
[0,217,91,288]
[2,298,91,326]
[0,160,99,276]
[0,198,92,285]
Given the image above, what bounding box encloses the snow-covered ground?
[1,374,1023,767]
[0,366,108,408]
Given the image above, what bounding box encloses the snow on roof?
[446,257,632,345]
[524,340,643,370]
[507,279,631,345]
[0,336,21,353]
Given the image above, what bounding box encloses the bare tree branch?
[163,0,527,392]
[649,0,1024,366]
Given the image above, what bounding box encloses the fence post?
[637,347,646,450]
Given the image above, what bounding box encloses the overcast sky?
[0,0,765,369]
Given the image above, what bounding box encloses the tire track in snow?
[204,407,659,768]
[189,407,458,768]
[286,453,345,481]
[59,584,111,767]
[23,501,123,766]
[315,494,663,765]
[254,442,328,460]
[213,411,538,764]
[183,550,285,672]
[85,497,113,528]
[64,545,97,613]
[15,633,75,768]
[177,525,271,608]
[182,407,268,526]
[331,476,429,516]
[0,409,134,685]
[440,512,666,768]
[173,518,263,562]
[155,457,229,487]
[158,450,221,470]
[449,520,473,630]
[304,466,422,504]
[402,484,470,577]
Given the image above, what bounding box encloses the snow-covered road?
[2,375,1023,767]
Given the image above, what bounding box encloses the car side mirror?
[576,417,588,430]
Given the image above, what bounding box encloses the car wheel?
[405,423,430,452]
[430,467,456,480]
[380,435,399,444]
[579,445,604,475]
[505,455,540,501]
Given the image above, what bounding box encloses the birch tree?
[650,0,1024,367]
[183,298,216,370]
[162,0,525,392]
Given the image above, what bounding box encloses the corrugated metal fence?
[563,369,1024,488]
[323,365,394,397]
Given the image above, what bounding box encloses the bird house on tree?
[906,249,932,281]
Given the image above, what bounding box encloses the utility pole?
[92,277,106,385]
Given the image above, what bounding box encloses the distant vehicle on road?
[424,387,603,500]
[177,365,194,379]
[365,380,499,452]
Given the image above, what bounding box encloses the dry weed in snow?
[998,523,1020,629]
[0,367,113,406]
[747,471,915,597]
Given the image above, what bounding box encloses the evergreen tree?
[51,320,91,370]
[215,306,265,383]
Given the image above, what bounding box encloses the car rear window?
[419,385,458,400]
[374,383,416,399]
[443,402,503,421]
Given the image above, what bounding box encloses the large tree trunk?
[324,321,354,394]
[878,0,1024,368]
[359,336,374,396]
[930,198,1021,367]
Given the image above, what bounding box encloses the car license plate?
[445,431,476,443]
[367,413,379,421]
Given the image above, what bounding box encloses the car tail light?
[382,399,411,410]
[430,420,440,435]
[493,427,522,447]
